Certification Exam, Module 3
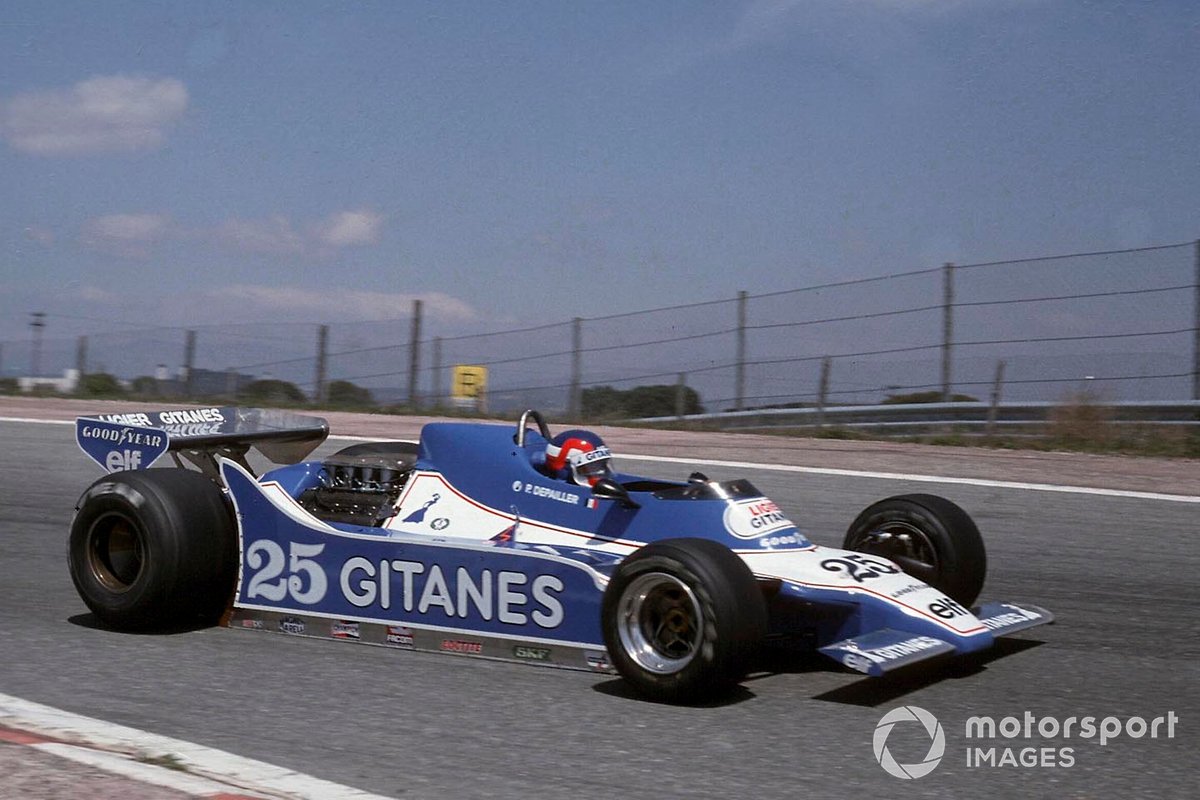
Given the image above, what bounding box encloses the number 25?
[246,540,328,605]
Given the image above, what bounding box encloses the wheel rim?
[86,512,145,593]
[849,520,939,584]
[616,572,702,675]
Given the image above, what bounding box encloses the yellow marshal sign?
[451,365,488,401]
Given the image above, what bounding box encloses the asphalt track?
[1,413,1197,799]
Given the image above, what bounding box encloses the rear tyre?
[602,538,767,703]
[843,493,987,607]
[68,469,236,630]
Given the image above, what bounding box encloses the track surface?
[1,416,1197,799]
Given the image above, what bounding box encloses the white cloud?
[641,0,977,80]
[727,0,807,51]
[81,213,173,257]
[2,75,188,156]
[77,286,120,303]
[79,208,387,258]
[210,285,478,322]
[52,282,479,325]
[216,215,307,255]
[314,209,385,247]
[216,209,386,255]
[23,225,55,246]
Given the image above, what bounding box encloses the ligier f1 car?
[70,407,1052,702]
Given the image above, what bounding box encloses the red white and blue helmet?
[545,429,613,486]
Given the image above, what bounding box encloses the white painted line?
[35,742,269,797]
[0,693,394,800]
[616,453,1200,504]
[4,416,1197,504]
[0,416,74,425]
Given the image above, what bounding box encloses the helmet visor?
[568,445,612,484]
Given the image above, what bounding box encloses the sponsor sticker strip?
[226,608,613,674]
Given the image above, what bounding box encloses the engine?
[297,441,418,526]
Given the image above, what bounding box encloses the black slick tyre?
[601,538,767,704]
[843,493,987,607]
[68,469,236,630]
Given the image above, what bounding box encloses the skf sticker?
[512,645,551,661]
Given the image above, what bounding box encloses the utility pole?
[735,291,747,411]
[314,324,329,404]
[569,318,582,419]
[30,312,46,377]
[407,299,422,407]
[75,335,88,377]
[987,360,1006,439]
[817,356,832,429]
[432,336,443,408]
[1193,240,1199,401]
[182,330,196,398]
[941,263,955,402]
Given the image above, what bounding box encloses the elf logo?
[105,449,144,472]
[928,597,968,619]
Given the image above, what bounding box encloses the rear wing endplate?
[76,406,329,479]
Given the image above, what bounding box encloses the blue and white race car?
[70,407,1052,702]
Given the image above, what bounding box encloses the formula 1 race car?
[70,407,1052,703]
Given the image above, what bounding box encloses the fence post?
[675,372,688,419]
[30,312,45,377]
[1193,240,1199,401]
[0,343,4,378]
[735,291,747,411]
[225,367,238,400]
[942,263,955,401]
[987,360,1006,438]
[314,324,328,405]
[432,336,443,408]
[182,330,196,398]
[569,317,582,419]
[817,356,832,428]
[75,335,88,377]
[407,299,422,407]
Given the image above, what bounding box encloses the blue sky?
[2,1,1198,364]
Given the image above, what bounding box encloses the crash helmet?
[545,429,613,486]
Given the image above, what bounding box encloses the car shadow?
[591,677,758,707]
[809,637,1046,707]
[67,613,216,636]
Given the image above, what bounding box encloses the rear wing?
[76,406,329,479]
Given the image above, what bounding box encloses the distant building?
[152,367,257,398]
[18,369,80,393]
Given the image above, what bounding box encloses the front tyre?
[68,469,236,630]
[843,493,987,607]
[602,538,767,703]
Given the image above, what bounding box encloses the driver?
[544,429,613,486]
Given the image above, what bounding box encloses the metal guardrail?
[637,400,1200,434]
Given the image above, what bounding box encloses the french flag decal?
[587,498,599,510]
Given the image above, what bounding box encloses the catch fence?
[4,240,1197,419]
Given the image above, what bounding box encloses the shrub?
[239,379,306,404]
[326,380,374,407]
